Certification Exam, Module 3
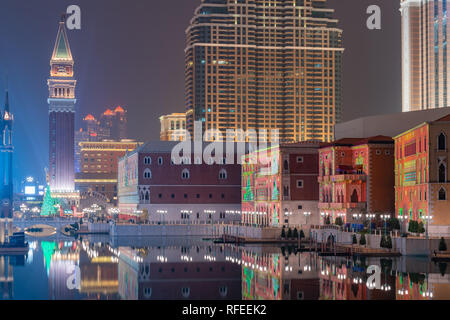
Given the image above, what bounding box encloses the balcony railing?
[318,174,366,183]
[318,202,367,210]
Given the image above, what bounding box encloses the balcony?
[318,174,366,183]
[319,202,367,210]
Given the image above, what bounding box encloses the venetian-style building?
[159,112,187,141]
[318,136,395,225]
[185,0,343,143]
[401,0,450,112]
[395,114,450,236]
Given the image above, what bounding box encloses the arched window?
[351,189,358,203]
[219,169,227,180]
[145,191,149,201]
[143,169,152,179]
[181,287,190,298]
[439,163,446,183]
[144,157,152,165]
[182,169,190,180]
[140,191,145,201]
[158,157,163,165]
[439,188,447,201]
[283,160,289,171]
[438,133,447,151]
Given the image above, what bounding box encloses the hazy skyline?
[0,0,401,185]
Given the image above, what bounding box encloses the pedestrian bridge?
[13,218,79,232]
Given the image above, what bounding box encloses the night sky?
[0,0,401,188]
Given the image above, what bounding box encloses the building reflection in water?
[116,244,242,300]
[3,239,450,300]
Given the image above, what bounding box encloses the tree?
[418,221,425,234]
[325,216,331,225]
[293,228,299,239]
[389,218,401,231]
[281,227,286,239]
[386,235,393,249]
[359,233,366,246]
[408,220,419,233]
[352,234,357,245]
[439,237,448,252]
[335,217,343,227]
[41,186,59,216]
[299,230,305,239]
[380,235,387,248]
[287,228,293,239]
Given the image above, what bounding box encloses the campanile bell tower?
[48,16,76,193]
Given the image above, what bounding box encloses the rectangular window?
[297,156,304,163]
[297,180,304,188]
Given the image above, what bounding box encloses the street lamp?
[398,215,407,234]
[157,210,168,225]
[303,211,311,225]
[424,215,433,239]
[381,214,391,236]
[365,214,375,234]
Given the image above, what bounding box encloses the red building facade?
[118,141,245,223]
[318,136,395,225]
[241,143,321,227]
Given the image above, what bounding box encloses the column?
[0,219,5,244]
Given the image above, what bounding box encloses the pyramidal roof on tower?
[51,18,73,62]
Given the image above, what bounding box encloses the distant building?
[318,136,395,226]
[75,140,143,206]
[394,114,450,236]
[241,143,321,228]
[99,106,127,141]
[117,141,244,223]
[400,0,450,112]
[185,0,343,143]
[159,113,187,141]
[76,107,129,172]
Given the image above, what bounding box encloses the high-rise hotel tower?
[401,0,450,112]
[185,0,343,143]
[48,17,77,192]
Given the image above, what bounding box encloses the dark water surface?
[1,236,449,300]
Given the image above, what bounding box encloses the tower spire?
[51,16,73,62]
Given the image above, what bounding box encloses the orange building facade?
[75,140,143,205]
[395,115,450,236]
[318,136,395,225]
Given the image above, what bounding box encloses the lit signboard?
[25,186,36,195]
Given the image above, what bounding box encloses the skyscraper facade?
[185,0,343,143]
[48,18,76,192]
[401,0,450,112]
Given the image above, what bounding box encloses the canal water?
[1,236,449,300]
